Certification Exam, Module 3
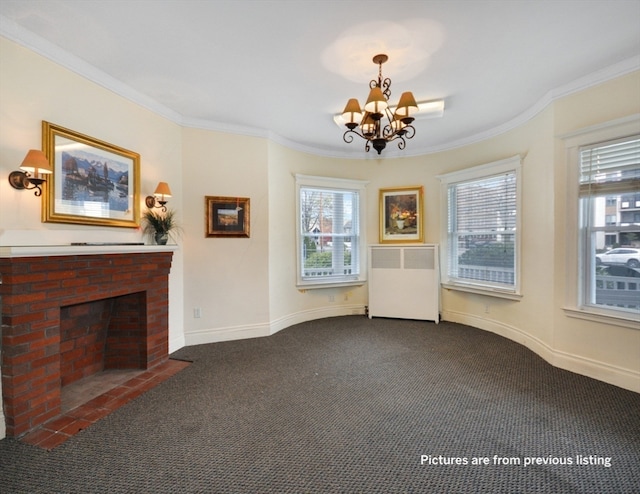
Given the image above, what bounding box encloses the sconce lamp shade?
[8,149,52,196]
[145,181,172,211]
[363,86,388,114]
[19,150,52,175]
[394,91,419,119]
[153,181,172,198]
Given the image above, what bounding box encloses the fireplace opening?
[59,292,148,412]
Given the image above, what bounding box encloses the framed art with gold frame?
[42,121,140,227]
[205,196,250,237]
[379,186,424,243]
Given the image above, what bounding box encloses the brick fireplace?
[0,246,175,438]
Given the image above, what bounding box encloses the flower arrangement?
[390,204,413,230]
[142,208,181,244]
[392,210,411,221]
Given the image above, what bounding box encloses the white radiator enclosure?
[368,244,440,322]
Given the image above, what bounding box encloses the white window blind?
[448,172,517,288]
[579,134,640,313]
[580,136,640,195]
[438,155,521,295]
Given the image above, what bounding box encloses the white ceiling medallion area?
[321,19,445,83]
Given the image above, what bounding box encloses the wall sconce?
[8,149,53,196]
[145,182,172,211]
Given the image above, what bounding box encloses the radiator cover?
[368,245,440,322]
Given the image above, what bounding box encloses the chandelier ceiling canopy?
[340,54,419,155]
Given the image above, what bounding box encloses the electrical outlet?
[329,295,335,302]
[484,304,490,314]
[194,307,202,318]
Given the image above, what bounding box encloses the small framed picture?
[205,196,250,237]
[42,121,140,227]
[379,186,424,243]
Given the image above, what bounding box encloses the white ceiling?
[1,0,639,159]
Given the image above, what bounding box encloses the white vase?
[396,219,405,230]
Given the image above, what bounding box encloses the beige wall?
[1,35,639,438]
[180,128,271,342]
[551,73,640,386]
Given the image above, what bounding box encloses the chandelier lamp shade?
[341,54,419,155]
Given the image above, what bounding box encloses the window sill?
[441,282,522,301]
[297,280,366,291]
[563,307,640,330]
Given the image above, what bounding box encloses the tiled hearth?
[21,359,189,450]
[0,245,178,444]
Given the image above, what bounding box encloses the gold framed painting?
[42,121,140,227]
[205,196,250,237]
[379,186,424,243]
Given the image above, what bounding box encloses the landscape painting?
[205,196,250,237]
[42,121,140,227]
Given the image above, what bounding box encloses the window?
[579,134,640,314]
[438,155,522,297]
[295,175,368,288]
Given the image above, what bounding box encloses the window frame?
[562,114,640,328]
[437,155,523,299]
[295,174,368,289]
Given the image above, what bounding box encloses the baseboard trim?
[269,305,366,335]
[169,334,186,354]
[441,309,640,393]
[184,322,271,346]
[184,305,366,347]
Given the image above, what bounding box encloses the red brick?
[30,280,62,292]
[29,335,59,351]
[30,389,60,408]
[10,272,48,284]
[61,370,84,386]
[39,432,71,450]
[47,270,76,281]
[61,277,90,288]
[31,353,59,369]
[4,348,46,366]
[22,427,55,446]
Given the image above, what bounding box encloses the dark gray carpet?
[1,316,639,493]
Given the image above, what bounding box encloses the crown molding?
[2,14,638,160]
[419,55,640,155]
[0,15,184,123]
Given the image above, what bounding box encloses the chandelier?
[340,54,419,155]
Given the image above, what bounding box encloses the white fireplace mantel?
[0,244,178,258]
